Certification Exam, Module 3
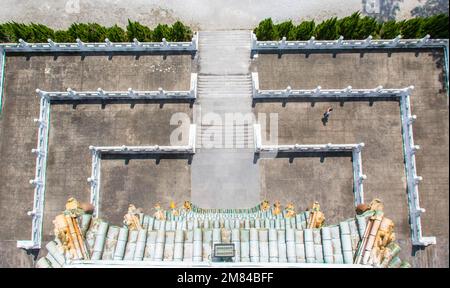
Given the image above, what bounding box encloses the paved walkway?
[191,31,260,208]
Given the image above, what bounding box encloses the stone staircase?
[196,124,254,149]
[191,31,259,208]
[198,31,251,75]
[196,74,254,149]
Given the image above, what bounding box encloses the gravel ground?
[0,0,443,31]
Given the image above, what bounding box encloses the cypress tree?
[400,18,426,38]
[421,14,449,38]
[337,12,360,39]
[379,20,401,39]
[274,20,294,40]
[254,18,276,41]
[106,25,127,42]
[152,24,171,41]
[314,17,339,40]
[126,20,153,42]
[288,20,315,40]
[170,21,192,42]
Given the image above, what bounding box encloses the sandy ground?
[0,0,441,31]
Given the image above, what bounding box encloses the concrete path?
[191,31,260,208]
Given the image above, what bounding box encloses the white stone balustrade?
[88,124,196,217]
[251,78,435,246]
[251,33,448,52]
[253,124,366,206]
[0,47,4,112]
[0,33,198,53]
[17,95,50,250]
[18,78,198,250]
[35,74,197,101]
[250,33,449,92]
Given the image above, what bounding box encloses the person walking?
[322,106,333,125]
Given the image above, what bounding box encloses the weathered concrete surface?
[253,51,449,267]
[46,103,192,239]
[95,158,191,227]
[0,54,192,267]
[0,0,434,30]
[260,157,355,224]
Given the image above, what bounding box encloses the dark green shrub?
[54,30,73,42]
[3,22,34,42]
[126,20,153,42]
[287,20,315,40]
[314,17,339,40]
[0,25,7,42]
[400,18,426,38]
[0,20,194,43]
[353,16,380,39]
[254,18,277,41]
[420,14,449,38]
[379,20,401,39]
[274,20,294,40]
[28,23,55,42]
[152,24,171,41]
[170,21,192,41]
[106,25,127,42]
[67,23,107,42]
[337,12,360,39]
[0,23,14,42]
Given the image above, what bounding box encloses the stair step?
[198,83,251,86]
[198,88,252,91]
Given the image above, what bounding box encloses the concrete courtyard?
[0,54,194,267]
[0,34,448,268]
[253,50,449,267]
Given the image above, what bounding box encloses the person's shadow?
[321,116,329,126]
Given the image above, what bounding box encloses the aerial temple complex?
[0,12,448,269]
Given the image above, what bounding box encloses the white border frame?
[88,124,197,217]
[17,80,197,250]
[251,74,435,246]
[253,124,366,206]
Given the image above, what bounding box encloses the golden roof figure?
[261,200,270,212]
[183,200,192,211]
[272,201,282,216]
[53,198,90,260]
[170,201,179,216]
[153,203,166,220]
[285,202,296,218]
[123,204,143,230]
[307,201,325,229]
[368,198,384,211]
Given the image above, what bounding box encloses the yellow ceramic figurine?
[261,200,270,212]
[307,201,325,229]
[123,204,143,230]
